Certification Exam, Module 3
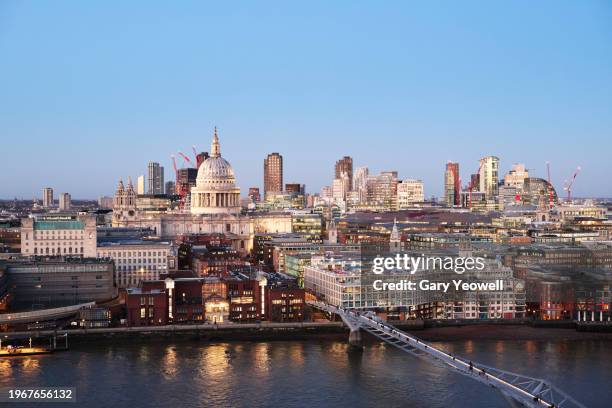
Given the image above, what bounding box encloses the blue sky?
[1,1,611,199]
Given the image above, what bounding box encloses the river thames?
[0,339,609,407]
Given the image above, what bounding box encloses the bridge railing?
[307,301,586,408]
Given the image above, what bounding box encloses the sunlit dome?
[190,128,241,215]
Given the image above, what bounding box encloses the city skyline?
[1,2,612,198]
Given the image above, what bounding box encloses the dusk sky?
[1,1,611,199]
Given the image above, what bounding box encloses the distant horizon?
[1,2,611,198]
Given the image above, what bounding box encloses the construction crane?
[563,166,581,203]
[178,152,193,166]
[467,161,484,209]
[192,145,198,162]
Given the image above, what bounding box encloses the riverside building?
[21,214,97,257]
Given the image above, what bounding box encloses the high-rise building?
[137,175,146,195]
[147,162,164,195]
[397,179,424,208]
[334,156,353,190]
[444,162,460,207]
[176,168,198,199]
[353,167,369,204]
[332,174,350,206]
[479,156,500,200]
[42,187,54,208]
[264,153,283,199]
[366,171,398,210]
[165,181,175,195]
[59,193,71,211]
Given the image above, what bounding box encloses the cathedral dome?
[190,128,241,215]
[196,156,236,187]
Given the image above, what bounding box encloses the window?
[140,307,146,319]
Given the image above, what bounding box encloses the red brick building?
[227,279,262,322]
[265,285,305,322]
[126,288,168,326]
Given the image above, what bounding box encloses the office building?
[3,257,116,309]
[97,239,173,288]
[444,162,460,207]
[176,168,198,198]
[21,214,97,257]
[264,152,283,198]
[335,156,353,189]
[397,179,424,208]
[365,171,398,210]
[479,156,500,200]
[147,162,164,195]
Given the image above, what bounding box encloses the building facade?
[4,258,116,308]
[59,193,71,211]
[444,162,460,207]
[43,187,54,208]
[21,214,97,257]
[147,161,164,195]
[190,128,241,215]
[96,240,173,288]
[264,152,283,199]
[397,179,424,208]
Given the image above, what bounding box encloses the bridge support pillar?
[348,328,363,349]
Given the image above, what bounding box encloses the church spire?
[211,126,221,158]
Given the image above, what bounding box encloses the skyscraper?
[479,156,500,200]
[444,162,460,207]
[147,162,164,195]
[137,175,145,195]
[335,156,353,190]
[42,187,54,208]
[353,166,369,204]
[264,153,283,199]
[59,192,71,211]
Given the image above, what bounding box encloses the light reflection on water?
[0,339,609,408]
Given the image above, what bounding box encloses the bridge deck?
[309,301,585,408]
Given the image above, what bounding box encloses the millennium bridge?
[309,301,585,408]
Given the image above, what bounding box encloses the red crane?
[466,161,484,209]
[563,166,581,203]
[178,152,193,165]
